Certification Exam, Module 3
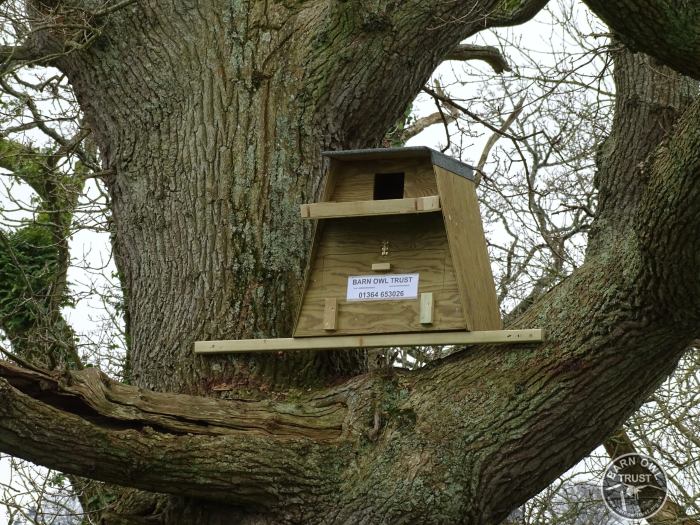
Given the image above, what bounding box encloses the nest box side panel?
[291,219,326,335]
[293,214,467,337]
[329,158,436,202]
[291,159,341,332]
[434,166,502,331]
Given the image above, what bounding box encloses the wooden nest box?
[195,147,544,354]
[295,147,501,337]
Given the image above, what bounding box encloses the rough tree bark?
[1,0,699,523]
[581,0,700,81]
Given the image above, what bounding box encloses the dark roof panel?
[321,147,474,181]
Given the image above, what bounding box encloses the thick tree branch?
[637,97,700,317]
[0,376,339,511]
[0,44,45,65]
[587,45,698,256]
[444,44,511,73]
[0,361,346,440]
[0,360,352,516]
[313,0,550,146]
[483,0,551,28]
[92,0,138,18]
[583,0,700,80]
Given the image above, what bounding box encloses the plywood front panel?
[294,214,466,336]
[329,159,437,202]
[294,292,464,336]
[318,251,449,292]
[404,166,439,198]
[318,214,448,254]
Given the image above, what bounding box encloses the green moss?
[0,139,47,196]
[374,376,418,431]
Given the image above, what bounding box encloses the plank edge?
[195,329,545,354]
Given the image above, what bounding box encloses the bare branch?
[444,44,511,73]
[476,96,525,182]
[0,44,45,65]
[422,85,548,143]
[401,112,451,140]
[401,82,462,142]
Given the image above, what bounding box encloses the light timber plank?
[323,298,338,331]
[300,196,440,219]
[371,262,392,271]
[195,329,545,354]
[434,166,501,330]
[416,195,440,211]
[420,293,434,325]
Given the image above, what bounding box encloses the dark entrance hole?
[373,172,405,200]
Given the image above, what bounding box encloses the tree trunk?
[60,0,361,394]
[2,1,699,523]
[54,0,531,395]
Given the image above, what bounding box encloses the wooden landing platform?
[194,329,544,354]
[300,195,441,220]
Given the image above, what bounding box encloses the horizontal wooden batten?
[371,262,392,271]
[195,329,545,354]
[300,196,440,219]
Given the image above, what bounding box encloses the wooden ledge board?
[195,329,544,354]
[300,196,440,219]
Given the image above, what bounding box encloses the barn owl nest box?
[294,147,502,337]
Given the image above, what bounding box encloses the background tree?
[0,0,699,523]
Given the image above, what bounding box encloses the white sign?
[346,273,419,301]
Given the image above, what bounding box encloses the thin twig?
[422,85,550,144]
[475,96,525,185]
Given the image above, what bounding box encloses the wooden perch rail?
[300,195,440,219]
[195,329,545,354]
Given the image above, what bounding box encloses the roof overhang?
[321,147,474,182]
